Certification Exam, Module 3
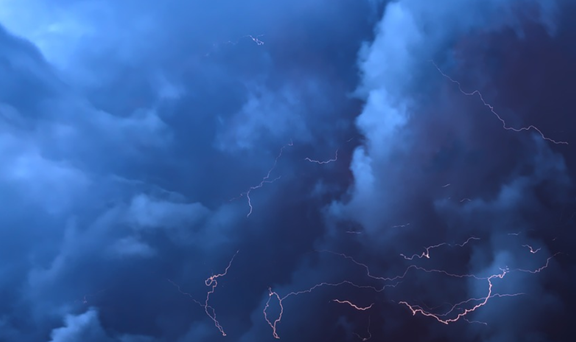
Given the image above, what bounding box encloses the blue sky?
[0,1,574,341]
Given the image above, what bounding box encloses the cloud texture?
[0,0,574,341]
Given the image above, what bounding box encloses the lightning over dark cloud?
[0,0,574,341]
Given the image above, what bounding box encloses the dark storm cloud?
[1,0,575,341]
[318,0,574,341]
[0,0,377,341]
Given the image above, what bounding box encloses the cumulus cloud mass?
[0,0,574,341]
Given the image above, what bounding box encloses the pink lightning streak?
[263,280,398,339]
[233,141,292,217]
[400,236,480,260]
[522,244,542,254]
[399,267,511,324]
[409,292,525,320]
[516,253,560,274]
[432,61,568,145]
[305,149,338,165]
[399,253,559,324]
[261,243,561,336]
[332,299,374,311]
[323,249,559,324]
[168,251,239,336]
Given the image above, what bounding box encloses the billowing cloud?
[0,0,574,341]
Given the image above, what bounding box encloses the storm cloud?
[0,0,574,341]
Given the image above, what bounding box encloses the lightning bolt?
[432,61,568,145]
[522,244,541,254]
[264,281,398,339]
[305,149,338,165]
[331,299,374,311]
[399,253,559,324]
[399,267,510,324]
[168,251,239,336]
[400,237,480,260]
[233,141,293,217]
[353,315,372,341]
[261,241,560,337]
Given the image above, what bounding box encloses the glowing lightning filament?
[168,251,239,336]
[399,268,510,324]
[234,141,292,217]
[305,149,338,165]
[203,250,239,336]
[432,61,568,145]
[400,237,480,260]
[522,244,541,254]
[332,299,374,311]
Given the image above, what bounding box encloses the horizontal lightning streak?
[400,237,480,260]
[332,299,374,311]
[400,253,559,324]
[264,281,398,339]
[399,268,509,324]
[305,149,338,165]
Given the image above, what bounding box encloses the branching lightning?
[353,315,372,341]
[168,251,239,336]
[264,280,398,339]
[233,141,293,217]
[400,236,480,260]
[260,247,561,335]
[399,253,558,324]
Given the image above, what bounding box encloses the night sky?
[0,0,575,341]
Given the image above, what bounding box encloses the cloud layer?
[0,0,574,341]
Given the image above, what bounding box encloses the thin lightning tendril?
[305,149,338,165]
[399,268,510,324]
[400,237,480,260]
[233,141,292,217]
[264,281,399,339]
[399,253,559,324]
[331,299,374,311]
[432,61,568,145]
[522,244,542,254]
[354,315,372,341]
[168,251,239,336]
